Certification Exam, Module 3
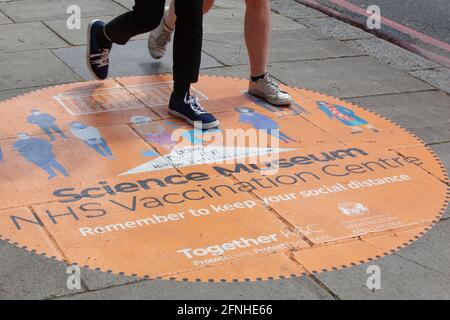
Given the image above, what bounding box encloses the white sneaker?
[148,9,173,60]
[248,73,291,106]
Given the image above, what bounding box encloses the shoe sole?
[148,34,164,60]
[168,109,220,130]
[86,19,106,81]
[248,89,291,106]
[148,6,170,60]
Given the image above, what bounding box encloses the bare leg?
[244,0,270,77]
[164,0,176,30]
[165,0,270,77]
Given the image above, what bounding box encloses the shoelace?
[266,74,280,91]
[265,74,282,92]
[185,95,206,115]
[90,48,110,68]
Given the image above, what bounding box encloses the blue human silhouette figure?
[317,101,378,134]
[70,122,114,160]
[27,109,67,141]
[0,146,3,162]
[13,132,69,179]
[235,106,296,143]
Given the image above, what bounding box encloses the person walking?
[148,0,292,106]
[87,0,219,129]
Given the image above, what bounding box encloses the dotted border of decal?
[0,75,448,283]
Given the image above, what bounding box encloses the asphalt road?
[297,0,450,67]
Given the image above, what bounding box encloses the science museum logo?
[338,202,369,217]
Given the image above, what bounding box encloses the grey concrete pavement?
[348,91,450,144]
[53,39,222,80]
[0,50,81,91]
[0,0,449,300]
[0,21,68,53]
[60,276,334,300]
[202,29,363,66]
[0,0,126,22]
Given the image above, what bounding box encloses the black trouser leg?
[104,0,203,87]
[105,0,166,45]
[173,0,203,84]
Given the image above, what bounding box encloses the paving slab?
[0,241,86,300]
[202,65,251,79]
[81,269,141,291]
[430,143,450,175]
[0,22,68,53]
[214,0,246,9]
[409,68,450,94]
[204,8,302,34]
[203,29,362,66]
[269,56,433,98]
[0,10,12,24]
[394,219,450,277]
[346,38,440,72]
[348,91,450,144]
[271,0,328,19]
[45,15,148,46]
[0,0,127,22]
[443,209,450,219]
[444,209,450,220]
[315,253,450,300]
[300,17,375,41]
[45,4,300,44]
[430,143,450,207]
[52,40,222,80]
[59,276,333,300]
[0,50,81,91]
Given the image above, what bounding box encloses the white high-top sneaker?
[248,73,292,106]
[148,8,173,60]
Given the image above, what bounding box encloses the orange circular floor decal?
[0,75,448,282]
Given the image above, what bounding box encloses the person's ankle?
[172,83,190,101]
[251,72,267,82]
[162,16,175,32]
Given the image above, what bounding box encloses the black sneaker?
[169,93,220,129]
[87,19,111,80]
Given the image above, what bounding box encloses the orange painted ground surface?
[0,75,448,282]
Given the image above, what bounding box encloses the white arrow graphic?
[120,145,297,176]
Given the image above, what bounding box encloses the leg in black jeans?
[105,0,165,45]
[99,0,218,129]
[104,0,203,86]
[173,0,203,85]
